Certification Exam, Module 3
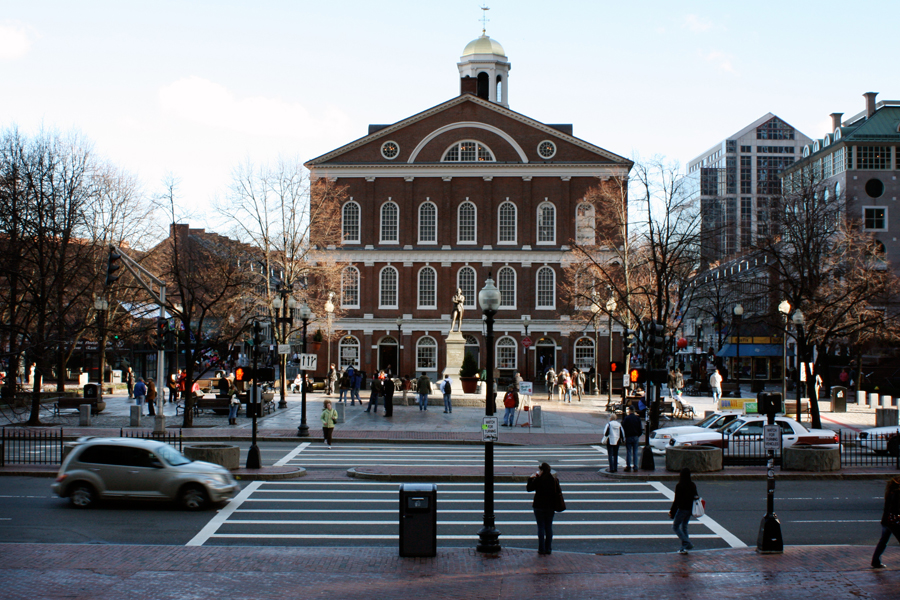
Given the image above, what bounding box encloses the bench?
[53,397,106,415]
[784,399,811,417]
[721,382,739,397]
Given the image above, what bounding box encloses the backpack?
[443,380,452,394]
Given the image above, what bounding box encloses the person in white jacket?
[603,414,625,473]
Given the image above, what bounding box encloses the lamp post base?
[278,400,288,409]
[640,444,656,471]
[297,424,309,437]
[476,525,501,554]
[756,514,784,554]
[246,444,261,469]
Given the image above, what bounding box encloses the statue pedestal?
[444,331,466,380]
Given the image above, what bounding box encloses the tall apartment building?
[305,33,632,383]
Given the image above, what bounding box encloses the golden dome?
[462,35,506,57]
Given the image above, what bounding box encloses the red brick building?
[306,34,632,384]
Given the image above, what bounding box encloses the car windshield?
[721,419,758,434]
[156,444,192,466]
[697,414,724,428]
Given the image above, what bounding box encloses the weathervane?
[480,4,490,35]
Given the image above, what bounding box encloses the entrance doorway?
[378,336,398,375]
[535,338,556,380]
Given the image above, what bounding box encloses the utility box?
[831,386,848,413]
[83,383,100,400]
[876,408,899,428]
[399,483,437,557]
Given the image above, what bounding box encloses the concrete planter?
[183,443,241,470]
[782,445,840,472]
[665,445,723,473]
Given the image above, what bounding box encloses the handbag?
[600,424,610,446]
[692,496,706,518]
[554,480,566,513]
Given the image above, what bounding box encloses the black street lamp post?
[733,304,743,396]
[778,300,791,404]
[606,296,616,407]
[792,310,805,423]
[297,302,313,437]
[93,297,108,404]
[522,315,530,383]
[477,274,501,554]
[273,284,296,409]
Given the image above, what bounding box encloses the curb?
[347,467,533,482]
[232,467,307,481]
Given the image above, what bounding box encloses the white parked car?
[649,412,742,454]
[857,426,900,456]
[668,416,839,452]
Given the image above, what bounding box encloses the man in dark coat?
[622,405,643,472]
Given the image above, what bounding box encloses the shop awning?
[716,344,793,358]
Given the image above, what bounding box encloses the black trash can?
[831,386,848,413]
[399,483,437,557]
[83,383,100,400]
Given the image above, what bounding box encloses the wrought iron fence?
[839,430,900,469]
[721,431,783,467]
[1,428,184,466]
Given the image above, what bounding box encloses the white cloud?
[158,76,346,139]
[0,21,34,60]
[700,50,734,73]
[683,14,713,33]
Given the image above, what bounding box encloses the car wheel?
[69,482,96,509]
[180,484,209,511]
[888,436,900,458]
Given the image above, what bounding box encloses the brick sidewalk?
[1,543,897,599]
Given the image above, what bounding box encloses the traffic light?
[157,318,168,347]
[235,367,247,382]
[629,368,647,384]
[252,321,263,346]
[609,361,622,374]
[647,320,666,360]
[624,329,637,355]
[105,246,121,287]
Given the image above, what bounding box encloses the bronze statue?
[450,288,465,332]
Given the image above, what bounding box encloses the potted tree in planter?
[309,329,324,353]
[459,351,480,394]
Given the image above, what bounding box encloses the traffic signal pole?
[246,321,262,469]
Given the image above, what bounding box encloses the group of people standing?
[543,367,585,403]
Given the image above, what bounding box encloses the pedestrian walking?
[126,367,135,399]
[338,370,351,402]
[575,368,585,401]
[602,414,624,473]
[441,375,453,413]
[622,405,643,472]
[557,370,568,402]
[526,462,562,555]
[416,372,431,411]
[502,384,518,426]
[367,372,383,413]
[167,372,178,403]
[668,368,677,400]
[133,377,147,415]
[327,363,338,395]
[872,475,900,568]
[401,375,411,405]
[710,368,723,410]
[478,368,487,393]
[674,369,685,399]
[228,394,240,425]
[321,399,338,449]
[146,378,157,417]
[545,368,556,401]
[669,468,698,554]
[563,371,573,403]
[383,375,395,417]
[350,368,362,405]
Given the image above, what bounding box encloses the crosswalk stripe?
[208,534,723,540]
[249,490,659,495]
[240,498,672,504]
[220,520,678,526]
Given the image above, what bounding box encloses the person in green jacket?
[321,400,338,448]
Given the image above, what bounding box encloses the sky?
[2,0,898,230]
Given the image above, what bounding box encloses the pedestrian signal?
[610,361,622,373]
[629,368,646,384]
[235,367,247,382]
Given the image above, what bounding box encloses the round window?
[865,178,885,198]
[381,141,400,160]
[537,140,556,159]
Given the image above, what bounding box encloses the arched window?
[458,201,477,243]
[537,202,556,244]
[496,75,503,104]
[339,335,360,369]
[341,266,359,308]
[496,336,517,369]
[380,201,399,244]
[419,201,437,244]
[574,337,595,372]
[576,202,595,245]
[416,336,437,370]
[498,201,517,243]
[379,266,398,309]
[443,141,495,162]
[342,201,360,243]
[457,266,477,309]
[498,266,516,308]
[418,266,437,309]
[536,266,556,309]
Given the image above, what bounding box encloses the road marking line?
[186,481,262,547]
[234,509,669,514]
[790,520,879,523]
[242,498,672,504]
[273,442,310,467]
[261,481,654,487]
[220,520,684,526]
[251,490,659,495]
[649,481,747,549]
[207,534,723,540]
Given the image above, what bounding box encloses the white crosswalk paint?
[648,481,746,549]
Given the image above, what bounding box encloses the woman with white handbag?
[668,467,702,554]
[602,414,624,473]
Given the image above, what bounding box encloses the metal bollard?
[334,402,346,424]
[153,414,166,434]
[79,404,91,426]
[130,405,142,427]
[531,405,542,428]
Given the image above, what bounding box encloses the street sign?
[763,424,780,450]
[519,382,533,396]
[482,416,499,442]
[521,336,532,348]
[277,344,291,355]
[298,353,318,371]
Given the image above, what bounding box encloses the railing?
[0,428,183,466]
[839,429,900,469]
[721,431,783,467]
[118,428,184,452]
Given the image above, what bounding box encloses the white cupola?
[457,34,510,107]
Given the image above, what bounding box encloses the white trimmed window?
[418,266,437,309]
[457,266,477,309]
[498,266,516,308]
[379,266,398,309]
[574,337,595,371]
[416,336,437,370]
[342,201,360,243]
[458,201,477,244]
[442,140,495,162]
[419,201,437,244]
[341,266,360,308]
[498,201,517,244]
[339,336,360,369]
[576,202,595,245]
[537,202,556,244]
[536,266,556,309]
[496,336,517,369]
[380,201,399,244]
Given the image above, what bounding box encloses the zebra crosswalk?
[189,479,745,553]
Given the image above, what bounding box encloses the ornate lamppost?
[522,315,530,383]
[272,284,297,409]
[733,304,744,396]
[792,310,805,423]
[396,317,403,376]
[476,274,501,554]
[606,295,617,406]
[297,302,313,437]
[591,297,600,395]
[778,300,791,404]
[325,293,334,393]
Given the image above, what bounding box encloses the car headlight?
[203,474,230,486]
[657,433,671,439]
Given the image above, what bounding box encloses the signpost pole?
[757,392,784,554]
